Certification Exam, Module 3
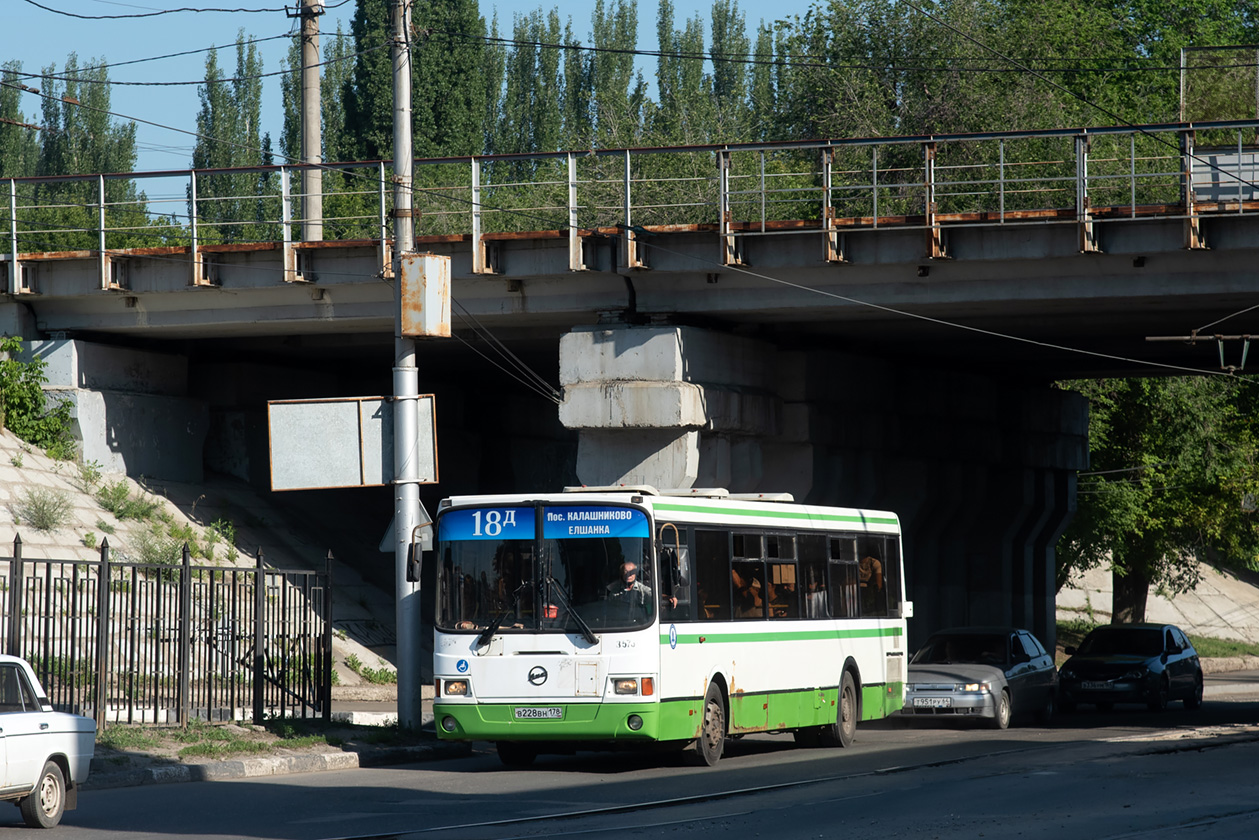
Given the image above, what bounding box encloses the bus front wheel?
[691,682,726,766]
[819,671,857,748]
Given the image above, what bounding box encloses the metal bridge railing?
[2,120,1257,289]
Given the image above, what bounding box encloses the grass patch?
[96,479,160,521]
[11,486,72,531]
[98,725,162,752]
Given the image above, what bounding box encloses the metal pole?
[178,543,192,726]
[253,550,266,724]
[7,535,22,657]
[94,539,110,729]
[301,0,323,242]
[392,0,423,731]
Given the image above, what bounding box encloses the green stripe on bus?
[659,626,902,645]
[651,502,899,526]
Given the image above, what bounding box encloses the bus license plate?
[913,697,951,708]
[1081,681,1113,690]
[514,707,562,720]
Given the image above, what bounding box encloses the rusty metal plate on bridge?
[267,395,437,491]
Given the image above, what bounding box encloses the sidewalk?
[82,695,458,791]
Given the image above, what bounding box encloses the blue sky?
[6,0,815,173]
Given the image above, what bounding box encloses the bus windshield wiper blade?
[547,575,599,645]
[476,582,527,649]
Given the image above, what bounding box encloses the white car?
[0,655,95,828]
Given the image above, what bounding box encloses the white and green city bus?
[431,487,911,766]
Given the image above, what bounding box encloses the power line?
[428,27,1259,76]
[18,0,352,20]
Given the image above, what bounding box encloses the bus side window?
[768,561,798,618]
[661,527,693,621]
[857,537,888,617]
[882,538,904,617]
[693,529,731,621]
[797,534,829,618]
[829,535,859,618]
[732,560,766,620]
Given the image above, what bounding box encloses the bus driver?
[607,561,676,616]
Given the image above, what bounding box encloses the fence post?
[323,550,333,724]
[178,543,192,727]
[7,534,23,656]
[253,549,266,725]
[94,539,111,729]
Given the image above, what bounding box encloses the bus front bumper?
[434,701,664,742]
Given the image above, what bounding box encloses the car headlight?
[1122,669,1148,681]
[960,682,987,693]
[1060,668,1076,679]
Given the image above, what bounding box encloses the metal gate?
[2,535,332,726]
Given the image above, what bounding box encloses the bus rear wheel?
[691,682,726,766]
[496,741,538,767]
[818,671,857,748]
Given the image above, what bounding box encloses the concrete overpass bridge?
[3,119,1258,648]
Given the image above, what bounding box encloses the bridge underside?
[3,205,1254,649]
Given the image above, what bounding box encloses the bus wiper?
[476,582,527,649]
[546,575,599,645]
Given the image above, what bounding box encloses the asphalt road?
[26,671,1259,840]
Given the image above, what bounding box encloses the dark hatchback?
[1058,623,1204,712]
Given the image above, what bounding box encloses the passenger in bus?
[732,566,764,618]
[859,554,884,615]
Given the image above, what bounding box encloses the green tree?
[412,0,491,158]
[190,33,277,243]
[589,0,646,147]
[0,62,39,180]
[1058,377,1259,623]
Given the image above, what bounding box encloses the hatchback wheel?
[989,688,1012,730]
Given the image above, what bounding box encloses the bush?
[11,486,72,532]
[0,336,76,459]
[96,479,160,521]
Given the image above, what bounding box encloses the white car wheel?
[20,761,66,829]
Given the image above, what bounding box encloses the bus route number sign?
[438,507,535,541]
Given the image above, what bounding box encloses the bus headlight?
[443,679,469,696]
[441,716,459,732]
[614,679,638,695]
[627,714,643,731]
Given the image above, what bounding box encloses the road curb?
[83,741,471,790]
[1201,654,1259,675]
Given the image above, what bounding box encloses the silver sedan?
[898,627,1058,729]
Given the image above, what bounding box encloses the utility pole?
[391,0,422,731]
[300,0,323,241]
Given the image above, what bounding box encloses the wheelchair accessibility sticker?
[669,625,677,649]
[457,659,469,673]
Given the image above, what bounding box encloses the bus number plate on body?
[514,707,562,720]
[913,697,952,708]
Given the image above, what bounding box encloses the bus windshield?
[435,504,656,634]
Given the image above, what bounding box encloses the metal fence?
[2,535,332,727]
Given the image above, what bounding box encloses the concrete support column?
[559,324,779,490]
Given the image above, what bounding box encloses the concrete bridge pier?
[557,323,1088,647]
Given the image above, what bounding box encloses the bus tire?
[691,682,726,766]
[496,741,538,767]
[819,671,857,748]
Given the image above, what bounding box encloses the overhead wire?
[428,27,1259,76]
[18,0,353,20]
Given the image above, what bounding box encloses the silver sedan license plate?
[1081,681,1113,690]
[913,697,952,708]
[514,707,562,720]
